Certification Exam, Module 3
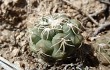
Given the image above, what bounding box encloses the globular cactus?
[29,13,83,62]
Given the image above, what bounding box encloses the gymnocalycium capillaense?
[29,13,83,63]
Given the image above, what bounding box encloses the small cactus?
[29,13,83,62]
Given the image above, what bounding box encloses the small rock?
[72,0,82,10]
[82,0,89,4]
[14,61,21,68]
[16,32,24,40]
[2,23,7,28]
[2,30,11,36]
[30,0,38,7]
[0,36,6,42]
[20,40,26,46]
[11,48,20,56]
[0,39,2,43]
[98,43,109,49]
[86,22,92,28]
[68,9,74,13]
[63,5,68,9]
[99,65,110,70]
[13,0,18,3]
[81,31,88,38]
[4,0,12,6]
[14,61,24,70]
[99,53,110,65]
[0,25,4,30]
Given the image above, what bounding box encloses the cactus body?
[70,34,83,46]
[36,39,53,55]
[29,13,83,62]
[41,29,56,40]
[52,33,66,59]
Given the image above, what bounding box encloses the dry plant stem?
[100,0,110,5]
[98,46,110,64]
[85,13,99,25]
[37,1,44,12]
[52,0,58,13]
[82,8,106,21]
[46,2,53,14]
[101,53,110,64]
[63,63,74,70]
[52,3,58,13]
[0,57,22,70]
[62,0,99,25]
[93,21,110,36]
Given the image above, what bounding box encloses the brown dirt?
[0,0,110,70]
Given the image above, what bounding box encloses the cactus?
[29,13,83,62]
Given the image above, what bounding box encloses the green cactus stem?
[52,33,75,59]
[28,13,83,62]
[35,39,53,55]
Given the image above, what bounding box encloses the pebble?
[1,30,11,37]
[2,23,7,29]
[10,33,16,45]
[14,61,24,70]
[16,32,24,40]
[86,22,92,28]
[63,5,68,9]
[0,39,2,43]
[0,36,5,42]
[20,40,26,47]
[0,25,4,30]
[99,53,110,65]
[13,0,19,3]
[11,48,20,57]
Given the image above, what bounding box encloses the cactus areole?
[29,13,83,63]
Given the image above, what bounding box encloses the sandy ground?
[0,0,110,70]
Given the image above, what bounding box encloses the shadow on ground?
[48,44,100,68]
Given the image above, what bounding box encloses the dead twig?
[85,13,99,25]
[100,0,110,5]
[51,0,58,14]
[93,21,110,36]
[82,8,107,21]
[62,0,99,25]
